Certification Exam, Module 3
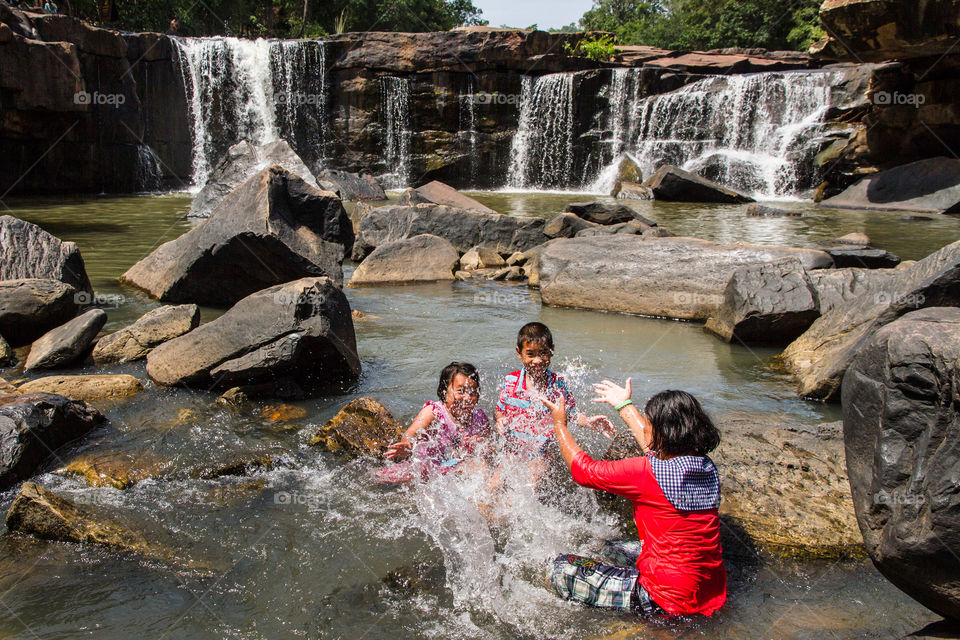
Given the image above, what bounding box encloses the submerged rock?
[317,169,387,202]
[843,308,960,618]
[91,304,200,364]
[641,165,754,204]
[0,215,93,295]
[349,234,459,286]
[24,309,107,372]
[782,239,960,400]
[122,167,349,307]
[0,392,105,491]
[308,397,403,457]
[59,449,170,489]
[746,203,802,217]
[0,278,79,347]
[398,180,497,214]
[146,277,360,392]
[821,157,960,214]
[17,375,143,403]
[822,247,902,269]
[188,139,321,218]
[564,201,638,226]
[539,235,832,321]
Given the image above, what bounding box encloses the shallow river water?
[2,191,957,639]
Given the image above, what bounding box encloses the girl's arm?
[593,378,653,454]
[385,404,435,460]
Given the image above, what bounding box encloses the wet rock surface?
[91,304,200,364]
[0,279,79,347]
[17,374,143,403]
[24,309,107,372]
[307,397,403,457]
[641,165,754,204]
[0,216,92,294]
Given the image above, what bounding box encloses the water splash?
[506,74,576,190]
[380,76,412,189]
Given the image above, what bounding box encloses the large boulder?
[842,308,960,618]
[0,215,92,294]
[821,158,960,214]
[121,167,349,307]
[0,392,105,490]
[808,267,903,315]
[188,139,321,218]
[17,375,143,403]
[91,304,200,364]
[460,245,506,271]
[543,212,600,239]
[145,277,360,392]
[613,181,654,200]
[317,169,387,202]
[352,203,548,261]
[641,165,755,204]
[398,180,497,214]
[538,235,833,321]
[24,309,107,372]
[0,278,79,346]
[307,397,403,457]
[349,234,458,286]
[704,259,821,345]
[782,239,960,400]
[564,201,638,226]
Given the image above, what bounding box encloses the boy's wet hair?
[645,390,720,457]
[516,322,554,351]
[437,362,481,400]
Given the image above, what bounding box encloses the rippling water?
[2,192,953,638]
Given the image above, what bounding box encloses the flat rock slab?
[823,247,901,269]
[564,201,639,226]
[399,180,497,214]
[822,157,960,214]
[539,235,832,321]
[843,308,960,619]
[17,374,143,403]
[122,167,349,307]
[0,392,105,490]
[0,215,92,294]
[24,308,106,372]
[641,165,754,204]
[0,278,79,346]
[349,234,459,285]
[308,397,403,457]
[91,304,199,364]
[146,277,360,393]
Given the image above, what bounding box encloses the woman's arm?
[540,396,582,469]
[593,378,652,454]
[384,404,435,460]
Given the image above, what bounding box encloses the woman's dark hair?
[645,390,720,457]
[437,362,481,400]
[516,322,554,351]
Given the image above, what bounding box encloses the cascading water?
[380,76,412,189]
[460,78,478,184]
[506,74,576,190]
[592,70,839,199]
[135,144,163,192]
[171,37,327,187]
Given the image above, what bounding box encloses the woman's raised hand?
[592,378,632,407]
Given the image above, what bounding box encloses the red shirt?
[570,451,727,616]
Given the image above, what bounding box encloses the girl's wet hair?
[437,362,481,400]
[645,390,720,457]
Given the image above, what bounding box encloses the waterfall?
[380,76,412,189]
[171,37,327,187]
[135,144,163,192]
[506,73,576,190]
[592,70,838,199]
[460,77,478,184]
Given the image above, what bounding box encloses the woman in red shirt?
[541,379,726,617]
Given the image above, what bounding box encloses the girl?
[378,362,490,483]
[541,379,726,617]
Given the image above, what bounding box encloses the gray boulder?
[352,203,548,261]
[0,392,105,490]
[705,259,821,345]
[822,157,960,214]
[188,139,321,218]
[564,201,637,226]
[544,212,600,238]
[538,235,832,321]
[317,169,387,202]
[348,235,458,286]
[782,239,960,400]
[0,216,92,294]
[145,277,360,392]
[24,309,107,372]
[842,308,960,619]
[808,268,903,315]
[91,304,200,364]
[0,278,79,346]
[398,180,497,214]
[460,245,506,270]
[122,167,349,307]
[642,165,755,204]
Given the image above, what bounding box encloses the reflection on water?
[0,192,947,639]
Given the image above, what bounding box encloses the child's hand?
[539,395,568,426]
[384,437,413,460]
[586,415,616,439]
[592,378,632,408]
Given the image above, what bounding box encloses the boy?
[495,322,613,460]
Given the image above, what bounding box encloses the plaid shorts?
[549,554,664,615]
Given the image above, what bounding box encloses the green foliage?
[579,0,824,52]
[564,33,616,62]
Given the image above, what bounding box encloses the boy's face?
[517,340,553,375]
